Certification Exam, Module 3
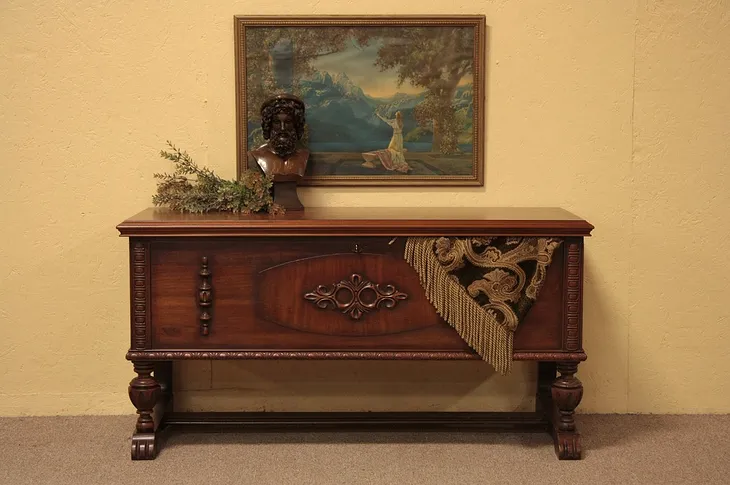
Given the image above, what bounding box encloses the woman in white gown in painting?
[361,111,410,173]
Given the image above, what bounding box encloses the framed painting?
[234,15,486,186]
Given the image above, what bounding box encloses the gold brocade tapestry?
[404,237,563,374]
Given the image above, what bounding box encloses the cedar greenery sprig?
[152,141,284,214]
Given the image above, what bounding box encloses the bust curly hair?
[260,95,306,141]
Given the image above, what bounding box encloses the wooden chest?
[117,206,593,460]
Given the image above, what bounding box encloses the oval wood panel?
[256,253,443,337]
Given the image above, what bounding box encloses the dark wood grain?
[148,238,472,351]
[513,247,564,350]
[117,207,594,237]
[145,238,565,352]
[264,256,415,333]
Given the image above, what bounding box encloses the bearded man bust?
[248,94,309,180]
[247,94,309,210]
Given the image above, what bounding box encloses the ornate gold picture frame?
[235,15,486,186]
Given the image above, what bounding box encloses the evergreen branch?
[151,142,284,215]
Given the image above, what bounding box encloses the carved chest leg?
[128,361,161,460]
[550,362,583,459]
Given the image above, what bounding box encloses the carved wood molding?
[198,256,212,336]
[564,240,582,351]
[513,352,587,362]
[304,273,408,320]
[131,242,149,350]
[126,350,478,360]
[126,350,588,361]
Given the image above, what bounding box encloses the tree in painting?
[359,27,474,154]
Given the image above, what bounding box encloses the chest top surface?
[116,207,594,237]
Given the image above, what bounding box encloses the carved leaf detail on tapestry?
[526,238,563,299]
[303,273,408,320]
[432,236,562,331]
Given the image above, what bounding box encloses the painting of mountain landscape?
[238,18,484,185]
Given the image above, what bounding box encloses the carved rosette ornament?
[304,273,408,320]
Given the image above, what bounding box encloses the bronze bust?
[247,94,308,211]
[247,94,309,180]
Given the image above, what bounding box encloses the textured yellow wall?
[0,0,728,416]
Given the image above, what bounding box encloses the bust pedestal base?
[273,180,303,211]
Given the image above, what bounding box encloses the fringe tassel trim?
[404,237,514,375]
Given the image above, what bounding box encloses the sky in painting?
[310,37,473,99]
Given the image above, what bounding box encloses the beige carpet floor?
[1,414,729,484]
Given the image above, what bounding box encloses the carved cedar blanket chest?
[117,207,593,460]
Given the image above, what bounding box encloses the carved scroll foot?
[553,429,582,460]
[129,361,162,460]
[550,362,583,460]
[131,433,157,460]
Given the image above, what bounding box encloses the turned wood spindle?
[551,362,583,432]
[128,362,160,434]
[198,256,212,336]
